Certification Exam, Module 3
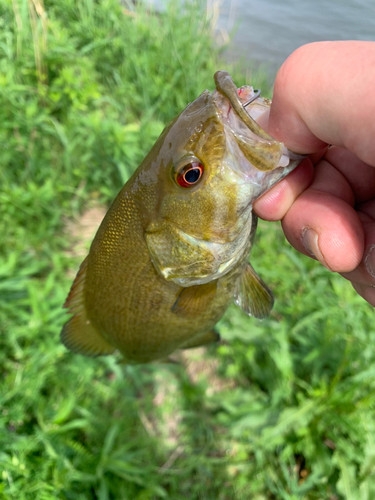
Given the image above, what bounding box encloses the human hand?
[253,41,375,306]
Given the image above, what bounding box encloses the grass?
[1,0,375,498]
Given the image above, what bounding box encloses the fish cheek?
[145,222,217,281]
[167,172,245,242]
[159,115,228,237]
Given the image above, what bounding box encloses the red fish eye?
[176,162,204,188]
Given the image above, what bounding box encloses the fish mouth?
[213,71,304,174]
[214,71,274,142]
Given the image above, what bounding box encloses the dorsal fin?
[171,282,217,317]
[61,257,115,357]
[234,263,274,319]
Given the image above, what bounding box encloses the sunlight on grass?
[1,0,374,499]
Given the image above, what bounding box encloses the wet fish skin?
[61,71,303,364]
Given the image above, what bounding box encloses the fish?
[61,71,303,364]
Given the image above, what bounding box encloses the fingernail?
[364,244,375,279]
[302,228,331,270]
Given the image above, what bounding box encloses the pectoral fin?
[234,263,274,319]
[61,257,116,357]
[171,282,217,317]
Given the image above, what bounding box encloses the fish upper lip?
[213,90,259,140]
[213,71,273,142]
[216,93,262,133]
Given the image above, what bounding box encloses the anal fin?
[234,263,274,319]
[61,257,115,357]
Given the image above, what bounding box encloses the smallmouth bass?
[61,71,303,364]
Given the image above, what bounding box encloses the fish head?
[145,71,304,286]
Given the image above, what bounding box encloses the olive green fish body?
[62,72,304,364]
[83,182,250,363]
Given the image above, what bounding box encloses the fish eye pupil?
[184,168,200,184]
[176,161,203,188]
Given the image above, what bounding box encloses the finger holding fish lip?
[253,41,375,307]
[253,157,314,221]
[257,148,365,272]
[256,141,375,295]
[256,152,375,304]
[253,106,327,222]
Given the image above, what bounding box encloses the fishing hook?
[242,89,261,108]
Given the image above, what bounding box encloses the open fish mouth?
[213,71,304,172]
[223,85,270,129]
[211,70,305,201]
[214,71,275,143]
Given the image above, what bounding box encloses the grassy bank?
[1,0,374,499]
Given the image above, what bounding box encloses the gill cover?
[145,217,253,287]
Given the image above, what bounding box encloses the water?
[213,0,375,76]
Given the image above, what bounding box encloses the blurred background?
[1,1,374,499]
[158,0,375,75]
